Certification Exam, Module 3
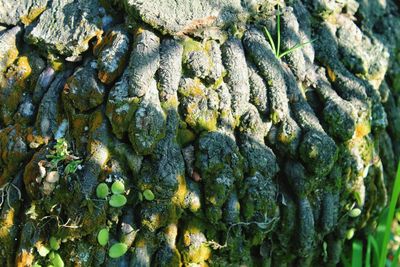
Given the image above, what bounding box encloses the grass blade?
[276,5,280,58]
[278,39,316,59]
[352,240,363,267]
[366,236,372,267]
[370,235,380,267]
[392,247,400,267]
[262,27,276,55]
[379,161,400,267]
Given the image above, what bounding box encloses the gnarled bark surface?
[0,0,399,266]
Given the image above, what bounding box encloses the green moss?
[182,38,204,61]
[271,111,280,124]
[211,75,225,90]
[177,128,196,146]
[179,78,205,97]
[196,111,218,132]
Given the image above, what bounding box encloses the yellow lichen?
[82,29,104,53]
[20,6,46,25]
[327,66,336,82]
[161,96,180,110]
[135,238,146,248]
[182,38,204,58]
[354,122,371,139]
[0,208,14,239]
[187,244,211,264]
[173,175,188,206]
[197,112,218,132]
[50,60,63,72]
[5,48,19,68]
[16,249,34,267]
[15,56,32,83]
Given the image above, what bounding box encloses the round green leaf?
[109,194,127,208]
[97,228,109,246]
[51,252,64,267]
[111,180,125,194]
[49,236,60,251]
[37,245,50,257]
[109,243,128,258]
[346,228,355,240]
[143,189,155,201]
[349,208,362,218]
[96,183,109,199]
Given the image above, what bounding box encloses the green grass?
[344,161,400,267]
[262,5,315,59]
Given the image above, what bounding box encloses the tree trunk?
[0,0,399,266]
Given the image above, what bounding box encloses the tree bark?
[0,0,399,266]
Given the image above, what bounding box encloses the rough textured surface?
[0,0,399,266]
[123,0,265,36]
[25,0,103,56]
[0,0,48,26]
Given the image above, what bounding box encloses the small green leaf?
[37,244,50,257]
[32,262,42,267]
[109,194,127,208]
[349,208,362,218]
[354,191,362,206]
[143,189,155,201]
[51,252,64,267]
[346,228,355,240]
[97,228,109,246]
[49,236,60,251]
[96,183,109,199]
[111,180,125,194]
[64,159,82,175]
[109,243,128,258]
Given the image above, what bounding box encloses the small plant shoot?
[262,5,315,59]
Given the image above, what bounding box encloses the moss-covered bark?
[0,0,399,266]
